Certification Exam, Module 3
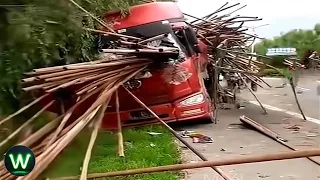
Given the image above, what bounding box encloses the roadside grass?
[260,68,292,79]
[41,125,181,180]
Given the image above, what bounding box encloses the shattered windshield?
[147,33,187,60]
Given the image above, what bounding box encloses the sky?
[177,0,320,40]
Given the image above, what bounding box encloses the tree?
[0,0,142,115]
[255,24,320,67]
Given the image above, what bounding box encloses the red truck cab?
[99,2,215,129]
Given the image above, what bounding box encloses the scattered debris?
[125,141,134,148]
[307,133,318,137]
[192,136,214,143]
[148,132,163,136]
[228,123,247,129]
[274,84,286,88]
[178,130,214,143]
[178,130,196,138]
[258,174,271,178]
[286,125,301,131]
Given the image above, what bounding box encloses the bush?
[260,69,283,77]
[0,0,142,115]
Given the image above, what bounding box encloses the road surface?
[180,71,320,180]
[242,71,320,121]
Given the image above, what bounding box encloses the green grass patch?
[260,68,283,77]
[260,68,293,80]
[41,125,181,180]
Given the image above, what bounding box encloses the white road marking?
[296,86,310,91]
[249,101,320,125]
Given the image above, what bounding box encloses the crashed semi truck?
[98,2,215,129]
[37,2,215,129]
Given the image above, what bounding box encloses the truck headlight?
[180,94,204,107]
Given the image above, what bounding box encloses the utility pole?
[248,24,270,54]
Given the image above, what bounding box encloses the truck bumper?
[101,92,212,129]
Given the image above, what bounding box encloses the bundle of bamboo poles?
[184,2,275,111]
[0,1,188,179]
[0,54,151,180]
[309,51,320,69]
[284,57,306,69]
[0,4,189,179]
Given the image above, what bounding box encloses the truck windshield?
[146,33,187,60]
[101,20,188,59]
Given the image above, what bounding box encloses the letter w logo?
[9,154,31,169]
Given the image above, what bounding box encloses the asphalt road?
[180,71,320,180]
[242,71,320,120]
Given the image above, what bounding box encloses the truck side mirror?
[184,27,202,54]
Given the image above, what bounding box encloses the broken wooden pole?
[212,58,222,124]
[137,33,168,45]
[240,115,320,166]
[289,78,307,121]
[0,93,50,126]
[80,100,110,180]
[237,73,267,114]
[52,149,320,179]
[0,100,55,149]
[68,0,115,33]
[123,87,233,180]
[115,90,124,157]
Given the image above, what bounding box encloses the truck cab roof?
[103,2,184,31]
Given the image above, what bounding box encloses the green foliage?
[260,69,282,77]
[255,24,320,68]
[42,125,181,180]
[259,68,292,80]
[280,68,293,80]
[0,0,142,115]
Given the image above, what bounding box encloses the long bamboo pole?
[0,100,55,148]
[237,73,267,114]
[123,87,233,180]
[0,93,49,126]
[239,115,320,166]
[44,83,113,149]
[115,90,124,157]
[80,99,110,180]
[18,106,102,180]
[52,149,320,180]
[44,65,145,152]
[68,0,115,33]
